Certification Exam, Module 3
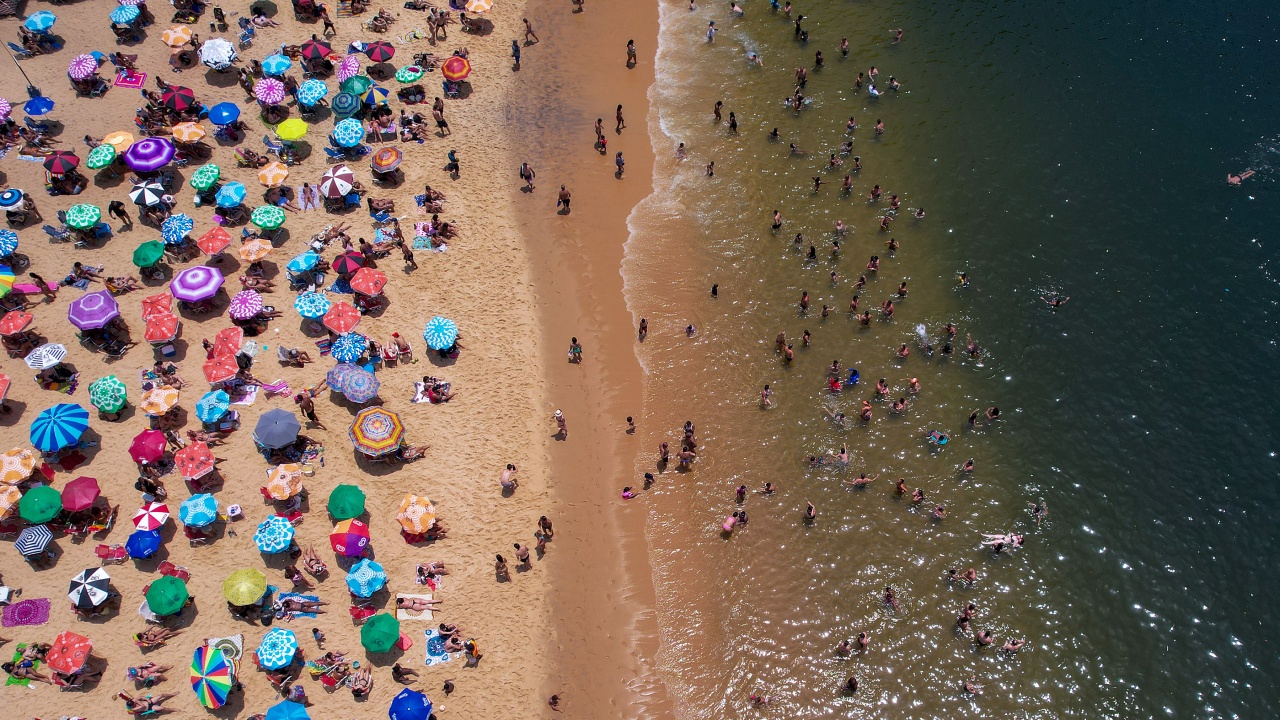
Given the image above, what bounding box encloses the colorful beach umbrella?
[146,574,188,616]
[330,518,370,556]
[254,515,296,554]
[395,65,424,83]
[0,101,9,122]
[179,494,218,527]
[345,558,387,597]
[239,238,273,262]
[68,567,111,609]
[0,448,35,484]
[0,309,30,335]
[128,429,167,464]
[293,292,330,319]
[125,528,161,558]
[223,568,267,605]
[389,688,433,720]
[0,230,14,258]
[323,301,361,334]
[0,189,20,209]
[61,475,100,512]
[161,213,194,244]
[286,252,320,273]
[190,644,235,709]
[337,364,379,403]
[195,390,230,423]
[23,96,54,116]
[171,121,206,143]
[85,144,116,170]
[423,316,458,350]
[109,4,140,23]
[102,131,134,151]
[39,150,75,174]
[228,289,263,320]
[30,403,89,452]
[211,183,246,212]
[300,39,331,59]
[331,118,366,148]
[125,137,177,172]
[257,162,290,188]
[129,181,165,207]
[297,79,329,106]
[202,354,239,384]
[46,631,92,675]
[319,164,355,198]
[189,163,221,191]
[254,409,301,449]
[175,441,215,481]
[331,92,360,118]
[64,203,100,230]
[364,41,395,62]
[139,385,180,416]
[0,485,19,516]
[140,292,173,319]
[132,501,170,531]
[350,267,387,296]
[160,86,196,113]
[264,464,304,500]
[161,25,193,47]
[371,146,402,172]
[15,525,52,556]
[349,406,404,457]
[336,55,361,81]
[24,11,56,32]
[276,118,308,142]
[254,78,286,105]
[131,243,165,272]
[19,485,61,523]
[212,327,244,357]
[24,343,67,369]
[360,613,400,653]
[441,55,471,81]
[143,312,180,344]
[171,265,224,302]
[88,375,128,413]
[262,54,293,76]
[251,205,286,229]
[0,264,12,297]
[199,38,237,70]
[361,85,390,106]
[328,484,366,520]
[397,495,436,534]
[330,332,367,363]
[67,290,120,330]
[207,102,240,126]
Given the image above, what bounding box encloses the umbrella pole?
[2,43,40,98]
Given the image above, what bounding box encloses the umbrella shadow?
[100,402,138,425]
[141,263,174,285]
[203,68,241,88]
[208,689,247,718]
[92,170,127,191]
[0,400,27,427]
[353,455,405,477]
[251,1,279,17]
[425,351,457,369]
[368,63,395,81]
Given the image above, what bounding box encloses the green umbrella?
[85,144,117,170]
[340,75,373,96]
[132,240,165,268]
[251,205,286,230]
[327,484,366,520]
[65,204,101,230]
[360,613,400,653]
[18,485,61,524]
[189,163,221,191]
[145,575,189,616]
[394,65,424,83]
[88,375,128,413]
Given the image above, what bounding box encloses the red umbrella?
[323,301,361,334]
[161,86,196,113]
[174,441,214,480]
[349,267,387,296]
[140,292,173,321]
[441,55,471,82]
[300,38,332,59]
[0,374,9,403]
[43,151,80,175]
[212,326,243,357]
[46,631,92,674]
[61,476,101,512]
[202,353,239,383]
[331,252,364,276]
[144,312,180,343]
[197,226,232,256]
[129,429,168,464]
[0,310,34,336]
[364,41,395,63]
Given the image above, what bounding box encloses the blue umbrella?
[195,390,230,423]
[179,494,218,527]
[286,252,320,273]
[293,292,330,319]
[345,558,386,597]
[109,5,139,24]
[331,92,360,118]
[361,86,390,106]
[30,403,90,452]
[266,700,310,720]
[23,97,55,117]
[0,189,23,210]
[0,229,17,256]
[161,214,195,245]
[332,364,379,403]
[254,515,296,553]
[262,54,293,76]
[256,629,300,671]
[24,10,56,32]
[215,182,247,208]
[331,118,366,148]
[126,529,162,559]
[330,332,367,363]
[207,102,241,126]
[297,79,329,107]
[422,316,458,351]
[388,688,433,720]
[14,525,52,557]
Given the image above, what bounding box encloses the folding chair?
[95,543,127,564]
[42,224,71,242]
[5,42,32,60]
[24,116,53,134]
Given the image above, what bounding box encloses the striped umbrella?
[170,266,224,302]
[297,79,329,106]
[331,118,366,148]
[19,485,61,523]
[109,4,140,23]
[30,403,89,452]
[85,144,116,170]
[345,558,387,597]
[364,41,395,62]
[125,529,161,559]
[161,25,193,47]
[15,525,52,556]
[199,38,237,70]
[88,375,128,413]
[239,238,273,262]
[329,332,367,363]
[349,406,404,457]
[227,290,263,320]
[256,628,299,670]
[0,448,35,484]
[257,162,289,188]
[143,312,180,344]
[24,343,67,369]
[300,38,331,59]
[331,92,360,118]
[139,386,180,416]
[336,55,361,81]
[125,136,176,172]
[189,163,221,190]
[254,78,286,105]
[397,495,436,533]
[190,644,235,709]
[223,568,267,605]
[371,147,402,172]
[68,567,112,609]
[171,122,206,143]
[162,213,195,244]
[145,574,188,615]
[195,390,230,423]
[319,165,355,198]
[323,301,361,334]
[349,267,387,296]
[0,309,29,334]
[140,292,173,319]
[198,226,233,255]
[130,181,165,207]
[179,494,218,527]
[175,441,215,480]
[423,316,458,350]
[293,292,330,319]
[395,65,424,83]
[262,54,293,76]
[442,55,472,81]
[61,476,100,512]
[254,515,295,553]
[361,85,390,106]
[0,100,9,122]
[251,205,286,230]
[67,290,120,330]
[132,501,170,531]
[0,188,20,209]
[64,203,100,230]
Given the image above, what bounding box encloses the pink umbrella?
[253,78,286,105]
[132,501,170,531]
[227,290,263,320]
[68,55,99,81]
[336,55,360,81]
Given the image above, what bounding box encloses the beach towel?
[205,633,244,660]
[328,277,354,294]
[315,338,332,356]
[57,451,88,472]
[230,385,259,406]
[2,599,50,628]
[336,0,356,16]
[413,569,443,591]
[395,593,434,621]
[12,282,56,295]
[422,628,458,667]
[262,380,291,396]
[277,592,320,619]
[5,645,37,686]
[114,71,147,89]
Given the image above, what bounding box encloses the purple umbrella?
[67,290,120,330]
[227,290,263,320]
[123,137,176,173]
[68,54,99,81]
[170,266,225,302]
[253,78,286,105]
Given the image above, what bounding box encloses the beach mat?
[115,71,147,89]
[206,634,244,660]
[278,592,320,619]
[2,599,50,628]
[422,628,457,667]
[395,593,434,621]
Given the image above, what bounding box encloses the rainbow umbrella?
[329,518,370,556]
[0,264,12,297]
[190,644,235,709]
[371,147,402,172]
[349,406,404,457]
[30,403,89,452]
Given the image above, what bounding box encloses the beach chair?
[322,146,346,162]
[91,222,113,241]
[88,506,118,537]
[24,116,53,134]
[95,543,127,564]
[237,19,256,49]
[5,42,32,60]
[158,561,191,581]
[42,224,71,242]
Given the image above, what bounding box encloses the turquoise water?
[623,0,1280,717]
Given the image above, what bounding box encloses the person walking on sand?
[511,39,521,69]
[616,104,625,133]
[520,162,536,190]
[553,409,568,438]
[523,18,539,43]
[557,185,571,212]
[615,151,626,177]
[108,200,133,230]
[297,392,325,430]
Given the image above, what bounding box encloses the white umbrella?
[24,343,67,369]
[199,38,237,70]
[129,181,165,207]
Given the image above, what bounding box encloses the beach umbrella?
[423,316,459,351]
[179,494,218,528]
[361,85,390,106]
[251,205,286,229]
[47,631,92,675]
[0,100,8,122]
[133,501,170,531]
[350,267,388,296]
[254,409,301,449]
[85,144,116,170]
[388,687,433,720]
[296,79,328,107]
[160,86,196,113]
[254,78,286,105]
[207,102,240,126]
[67,290,120,330]
[0,265,12,297]
[103,131,134,151]
[328,484,366,520]
[146,574,188,616]
[68,567,111,609]
[24,11,56,32]
[264,464,304,500]
[143,312,180,343]
[129,181,165,207]
[262,54,293,76]
[276,118,308,142]
[19,485,61,523]
[198,227,233,256]
[0,309,30,335]
[319,165,355,198]
[202,355,238,384]
[140,293,173,320]
[223,568,267,605]
[228,290,264,320]
[187,164,221,192]
[170,265,224,302]
[361,613,399,653]
[364,41,395,63]
[371,146,402,172]
[239,238,273,262]
[300,38,331,59]
[15,524,52,556]
[195,390,230,423]
[330,332,368,363]
[0,188,21,209]
[171,122,206,143]
[0,448,34,485]
[340,74,373,96]
[0,485,19,515]
[394,65,424,83]
[128,429,167,464]
[87,375,128,414]
[257,162,290,188]
[254,515,296,554]
[350,406,404,457]
[131,243,166,273]
[47,152,82,177]
[331,118,366,148]
[331,92,360,118]
[338,365,379,403]
[200,38,237,69]
[293,292,330,319]
[286,252,320,274]
[125,528,161,558]
[25,343,67,370]
[265,700,310,720]
[124,136,176,172]
[323,301,361,334]
[161,25,193,47]
[442,55,471,81]
[30,403,89,452]
[212,327,244,357]
[61,475,100,512]
[23,96,54,116]
[397,495,436,534]
[139,385,180,416]
[0,229,15,257]
[465,0,493,10]
[190,644,234,709]
[64,203,100,230]
[161,213,194,244]
[345,558,387,597]
[110,4,140,23]
[330,518,370,556]
[175,441,215,481]
[331,251,364,276]
[337,55,361,81]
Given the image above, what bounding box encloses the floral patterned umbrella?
[85,144,116,170]
[251,205,286,230]
[65,204,101,230]
[330,118,365,148]
[227,290,263,320]
[88,375,127,413]
[189,163,221,191]
[293,292,330,319]
[296,79,328,106]
[253,78,286,105]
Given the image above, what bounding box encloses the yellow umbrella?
[264,464,305,500]
[258,162,289,188]
[0,486,21,516]
[238,238,274,262]
[103,131,135,151]
[0,448,36,485]
[161,26,193,47]
[223,568,268,605]
[396,494,436,534]
[140,386,181,416]
[171,122,207,143]
[275,119,308,142]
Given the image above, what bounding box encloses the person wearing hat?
[553,409,567,439]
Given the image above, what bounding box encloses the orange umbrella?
[171,122,207,143]
[197,227,232,256]
[264,464,305,499]
[140,386,180,416]
[323,301,361,334]
[441,55,471,82]
[0,448,35,484]
[46,631,92,674]
[239,238,273,262]
[202,354,239,384]
[0,310,33,336]
[175,441,215,480]
[0,486,20,516]
[143,312,180,344]
[349,267,387,296]
[397,495,435,533]
[257,162,289,188]
[161,26,193,47]
[140,292,173,321]
[212,326,244,357]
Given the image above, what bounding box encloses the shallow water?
[622,0,1280,717]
